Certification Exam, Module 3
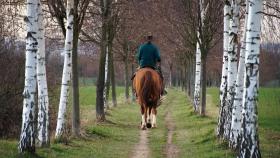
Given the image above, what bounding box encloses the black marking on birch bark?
[230,58,238,62]
[67,53,71,58]
[245,72,250,88]
[26,49,37,52]
[24,16,31,23]
[69,8,74,16]
[253,36,261,40]
[26,32,37,40]
[23,90,31,98]
[225,0,231,6]
[30,101,35,110]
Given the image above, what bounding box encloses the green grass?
[170,88,235,158]
[79,77,96,86]
[79,86,126,107]
[149,87,280,158]
[207,87,220,107]
[145,88,235,158]
[149,95,169,158]
[207,87,280,157]
[0,93,140,158]
[0,87,279,157]
[207,87,280,132]
[258,88,280,131]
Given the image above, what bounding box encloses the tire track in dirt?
[131,95,179,158]
[165,111,179,158]
[131,130,150,158]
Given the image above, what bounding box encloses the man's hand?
[156,62,161,67]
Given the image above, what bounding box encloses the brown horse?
[133,68,162,130]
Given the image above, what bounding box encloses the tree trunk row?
[19,0,50,152]
[217,1,263,157]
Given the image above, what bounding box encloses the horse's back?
[133,68,161,89]
[135,68,161,82]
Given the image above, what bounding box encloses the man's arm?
[136,45,142,65]
[154,46,161,62]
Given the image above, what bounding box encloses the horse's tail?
[140,71,157,107]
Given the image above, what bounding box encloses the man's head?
[146,32,153,42]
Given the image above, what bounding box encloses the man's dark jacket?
[136,42,161,68]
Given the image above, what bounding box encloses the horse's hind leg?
[151,108,157,128]
[146,107,152,128]
[140,106,146,130]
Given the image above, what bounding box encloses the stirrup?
[161,89,167,96]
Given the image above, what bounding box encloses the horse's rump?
[133,68,162,107]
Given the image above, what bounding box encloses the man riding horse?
[134,32,166,95]
[132,33,166,129]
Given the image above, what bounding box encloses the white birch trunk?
[37,0,49,147]
[239,0,262,157]
[224,0,240,140]
[19,0,38,152]
[55,0,74,139]
[103,46,109,108]
[229,0,248,149]
[193,0,207,112]
[194,40,201,112]
[217,0,231,137]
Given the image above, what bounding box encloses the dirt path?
[131,130,150,158]
[165,111,179,158]
[131,96,179,158]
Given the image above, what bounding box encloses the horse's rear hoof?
[146,123,152,128]
[141,126,147,130]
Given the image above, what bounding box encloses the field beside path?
[208,87,280,158]
[148,88,235,158]
[0,87,279,158]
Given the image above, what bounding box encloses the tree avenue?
[0,0,277,157]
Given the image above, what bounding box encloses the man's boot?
[156,66,167,95]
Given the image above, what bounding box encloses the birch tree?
[199,0,222,116]
[48,0,89,136]
[175,0,222,115]
[19,0,39,153]
[224,0,240,140]
[103,49,109,108]
[229,0,248,149]
[193,0,207,113]
[217,0,231,138]
[239,0,263,157]
[193,34,201,112]
[37,0,50,147]
[55,0,74,139]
